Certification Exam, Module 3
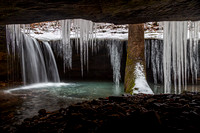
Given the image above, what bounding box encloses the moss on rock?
[124,24,145,94]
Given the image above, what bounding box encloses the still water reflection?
[2,81,200,125]
[150,83,200,94]
[3,81,124,122]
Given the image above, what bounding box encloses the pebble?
[11,92,200,132]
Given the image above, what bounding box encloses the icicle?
[163,21,172,93]
[183,22,188,91]
[188,21,200,84]
[151,39,157,84]
[107,40,123,86]
[73,19,94,76]
[145,40,151,68]
[145,39,163,84]
[60,20,72,71]
[163,21,188,94]
[158,22,164,30]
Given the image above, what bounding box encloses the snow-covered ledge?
[27,22,164,42]
[132,62,154,95]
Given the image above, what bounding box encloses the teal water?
[2,81,200,125]
[150,83,200,94]
[4,81,124,122]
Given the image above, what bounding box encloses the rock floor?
[8,92,200,133]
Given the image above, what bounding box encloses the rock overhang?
[0,0,200,25]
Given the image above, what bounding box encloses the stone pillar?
[124,24,145,93]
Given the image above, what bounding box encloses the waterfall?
[42,41,60,82]
[6,25,60,84]
[6,20,124,87]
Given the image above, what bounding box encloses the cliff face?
[0,0,200,25]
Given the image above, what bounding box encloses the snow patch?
[132,63,154,95]
[30,30,61,41]
[27,22,166,41]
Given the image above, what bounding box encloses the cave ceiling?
[0,0,200,24]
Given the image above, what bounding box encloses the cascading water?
[6,20,125,88]
[6,25,60,84]
[42,41,60,82]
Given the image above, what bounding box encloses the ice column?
[60,20,72,71]
[188,21,200,84]
[60,19,94,76]
[163,21,187,93]
[107,40,123,86]
[145,39,163,84]
[74,19,94,76]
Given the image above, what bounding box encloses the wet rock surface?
[0,92,23,132]
[11,92,200,132]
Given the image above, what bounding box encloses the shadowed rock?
[0,0,200,25]
[14,92,200,133]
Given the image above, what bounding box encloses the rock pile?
[16,92,200,132]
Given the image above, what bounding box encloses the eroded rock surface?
[0,0,200,24]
